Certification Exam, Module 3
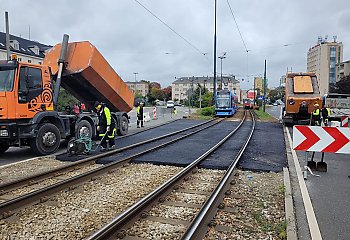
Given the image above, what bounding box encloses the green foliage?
[330,74,350,93]
[279,185,286,194]
[56,88,78,111]
[201,106,215,116]
[254,109,274,121]
[189,85,213,108]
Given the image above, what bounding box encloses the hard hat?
[94,101,102,110]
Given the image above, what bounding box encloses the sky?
[1,0,350,90]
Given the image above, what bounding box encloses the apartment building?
[336,60,350,82]
[125,81,149,97]
[307,36,343,94]
[0,32,51,64]
[172,76,241,102]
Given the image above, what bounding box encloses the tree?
[57,88,78,112]
[329,75,350,93]
[190,84,212,108]
[162,86,172,101]
[149,82,161,90]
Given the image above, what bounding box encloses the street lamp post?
[213,0,217,105]
[133,72,138,95]
[218,52,226,90]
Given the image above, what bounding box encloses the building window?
[28,60,32,63]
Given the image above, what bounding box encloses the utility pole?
[218,52,226,90]
[213,0,217,105]
[5,12,11,60]
[263,59,267,112]
[133,72,138,95]
[253,77,256,106]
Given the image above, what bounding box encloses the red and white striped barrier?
[153,107,157,120]
[293,125,350,154]
[341,116,349,127]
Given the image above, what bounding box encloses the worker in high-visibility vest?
[321,104,331,126]
[95,101,116,151]
[311,103,321,126]
[136,102,144,128]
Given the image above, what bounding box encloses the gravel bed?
[1,164,102,201]
[205,170,285,240]
[149,205,199,222]
[191,168,224,182]
[0,157,67,184]
[127,220,186,240]
[0,163,181,239]
[165,192,207,205]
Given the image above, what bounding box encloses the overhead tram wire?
[226,0,248,53]
[133,0,208,60]
[226,0,250,83]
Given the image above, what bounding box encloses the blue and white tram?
[215,90,238,116]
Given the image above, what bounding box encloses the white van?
[166,100,174,108]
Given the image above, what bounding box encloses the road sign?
[293,125,350,154]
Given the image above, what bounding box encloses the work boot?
[109,145,116,150]
[100,146,107,152]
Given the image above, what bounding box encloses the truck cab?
[0,59,68,154]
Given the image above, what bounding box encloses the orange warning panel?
[44,42,133,113]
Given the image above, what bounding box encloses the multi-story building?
[254,76,269,91]
[336,60,350,82]
[172,76,240,102]
[307,36,343,94]
[125,81,149,97]
[0,32,51,64]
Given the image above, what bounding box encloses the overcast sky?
[2,0,350,89]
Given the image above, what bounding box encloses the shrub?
[201,106,215,116]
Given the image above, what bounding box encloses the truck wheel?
[30,123,61,155]
[0,143,9,153]
[117,116,128,136]
[76,120,93,139]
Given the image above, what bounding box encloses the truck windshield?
[0,69,15,92]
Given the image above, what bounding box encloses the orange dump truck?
[0,35,133,155]
[282,72,323,125]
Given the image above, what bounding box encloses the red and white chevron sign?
[293,126,350,154]
[341,116,349,127]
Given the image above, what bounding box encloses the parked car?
[166,100,175,108]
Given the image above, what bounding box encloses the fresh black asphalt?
[56,118,287,173]
[56,119,204,161]
[238,122,287,172]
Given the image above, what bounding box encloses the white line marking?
[286,126,323,240]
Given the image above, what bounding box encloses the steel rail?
[0,119,223,218]
[87,111,248,240]
[182,110,255,239]
[0,119,216,194]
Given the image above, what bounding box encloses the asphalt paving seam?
[285,126,323,240]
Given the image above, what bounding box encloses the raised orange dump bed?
[44,41,133,113]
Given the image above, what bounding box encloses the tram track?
[87,110,255,239]
[0,118,225,218]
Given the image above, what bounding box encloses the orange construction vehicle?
[282,72,323,125]
[0,35,133,155]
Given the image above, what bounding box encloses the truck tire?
[117,115,128,136]
[0,143,9,153]
[76,120,93,139]
[30,123,61,155]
